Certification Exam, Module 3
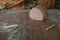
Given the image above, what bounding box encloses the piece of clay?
[29,5,47,21]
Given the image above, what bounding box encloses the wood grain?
[0,32,8,40]
[38,0,55,8]
[0,0,24,10]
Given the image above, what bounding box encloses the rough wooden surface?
[38,0,55,8]
[0,0,24,10]
[25,17,60,40]
[0,32,8,40]
[0,10,60,40]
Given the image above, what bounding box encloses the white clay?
[29,7,45,21]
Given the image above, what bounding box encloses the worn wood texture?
[26,18,60,40]
[0,10,60,40]
[0,0,24,10]
[14,10,60,40]
[0,32,8,40]
[9,1,24,10]
[21,13,60,40]
[38,0,55,9]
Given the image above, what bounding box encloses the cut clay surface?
[29,7,44,21]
